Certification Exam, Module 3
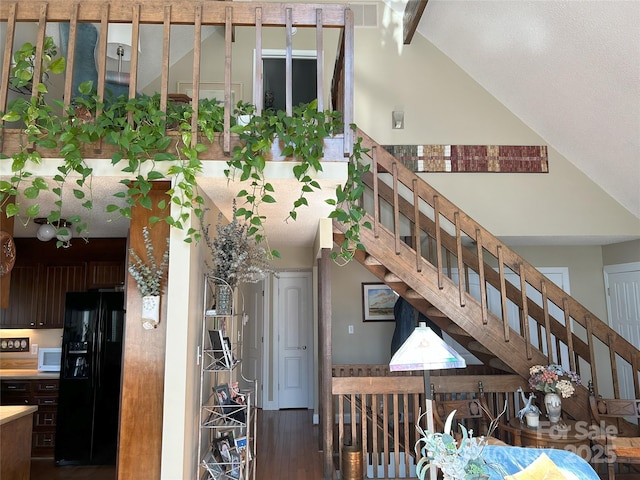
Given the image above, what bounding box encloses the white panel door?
[243,280,265,407]
[604,263,640,399]
[276,272,313,409]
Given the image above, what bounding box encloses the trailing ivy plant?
[1,36,371,261]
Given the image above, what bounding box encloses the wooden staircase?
[333,129,640,423]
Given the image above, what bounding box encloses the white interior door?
[276,272,313,409]
[242,280,265,408]
[604,262,640,399]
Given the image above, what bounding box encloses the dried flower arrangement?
[529,364,581,398]
[202,202,276,288]
[128,226,170,297]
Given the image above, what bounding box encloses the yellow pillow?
[504,453,567,480]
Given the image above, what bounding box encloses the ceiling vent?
[351,3,378,28]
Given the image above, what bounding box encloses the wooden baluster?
[519,263,532,360]
[392,393,400,478]
[497,246,509,341]
[372,146,380,238]
[224,6,233,152]
[541,280,553,362]
[285,8,293,116]
[342,7,354,155]
[62,5,80,112]
[32,4,48,100]
[434,195,443,289]
[159,5,172,114]
[0,3,16,122]
[585,315,598,396]
[563,298,576,372]
[476,229,488,325]
[413,180,422,272]
[382,394,389,479]
[129,5,141,99]
[190,4,203,148]
[371,393,379,473]
[392,162,401,254]
[454,213,466,306]
[609,333,620,398]
[254,7,263,113]
[316,9,324,111]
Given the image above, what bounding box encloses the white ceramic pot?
[141,295,160,329]
[525,411,540,428]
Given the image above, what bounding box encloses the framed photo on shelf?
[362,283,398,322]
[228,450,242,479]
[202,450,225,479]
[177,81,242,105]
[212,433,235,467]
[208,330,232,368]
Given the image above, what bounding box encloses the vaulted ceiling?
[412,0,639,220]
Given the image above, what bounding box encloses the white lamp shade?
[106,24,138,61]
[36,223,56,242]
[389,323,466,372]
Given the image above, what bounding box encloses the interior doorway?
[256,50,317,112]
[604,262,640,399]
[273,271,314,409]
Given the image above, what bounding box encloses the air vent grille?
[350,3,378,28]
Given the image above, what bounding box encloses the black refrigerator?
[55,291,125,466]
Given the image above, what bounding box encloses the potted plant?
[1,36,370,263]
[528,364,581,423]
[415,409,491,480]
[128,226,169,329]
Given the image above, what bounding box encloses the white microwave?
[38,347,62,372]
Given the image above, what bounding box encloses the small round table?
[509,417,592,460]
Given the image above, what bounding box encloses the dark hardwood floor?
[30,409,322,480]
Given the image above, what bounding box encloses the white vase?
[141,295,160,329]
[544,392,562,423]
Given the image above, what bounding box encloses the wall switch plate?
[31,343,39,355]
[348,325,354,334]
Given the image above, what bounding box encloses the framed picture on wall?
[362,283,398,322]
[177,82,242,104]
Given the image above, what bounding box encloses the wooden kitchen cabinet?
[86,261,126,290]
[0,263,85,329]
[40,263,86,328]
[0,379,59,457]
[0,265,42,328]
[0,238,126,329]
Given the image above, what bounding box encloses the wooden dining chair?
[588,381,640,479]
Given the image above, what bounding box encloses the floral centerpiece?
[415,408,504,480]
[529,364,581,424]
[528,364,581,398]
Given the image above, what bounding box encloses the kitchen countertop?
[0,369,60,380]
[0,405,38,425]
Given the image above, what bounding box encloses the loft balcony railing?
[0,0,354,158]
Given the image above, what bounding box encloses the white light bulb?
[36,224,56,241]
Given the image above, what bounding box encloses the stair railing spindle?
[497,246,510,342]
[454,212,466,307]
[434,195,444,289]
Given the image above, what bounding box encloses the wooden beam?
[118,181,170,480]
[403,0,428,45]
